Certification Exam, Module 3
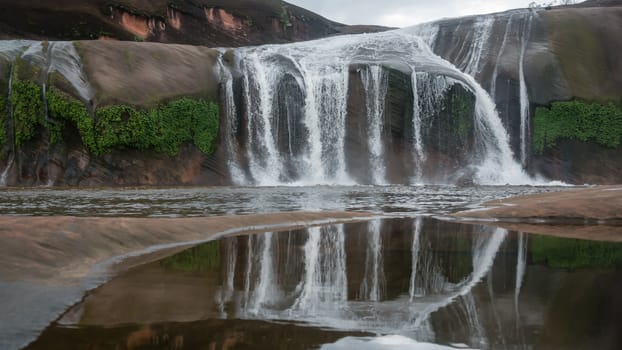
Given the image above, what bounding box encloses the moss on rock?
[448,84,475,141]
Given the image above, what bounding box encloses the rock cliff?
[0,0,388,46]
[0,1,620,186]
[426,1,622,183]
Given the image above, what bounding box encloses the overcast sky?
[287,0,544,27]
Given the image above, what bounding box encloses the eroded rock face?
[425,4,622,184]
[0,40,225,187]
[0,3,620,186]
[0,0,389,46]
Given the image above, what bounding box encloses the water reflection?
[28,218,622,349]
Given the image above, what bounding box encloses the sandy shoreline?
[452,185,622,242]
[0,211,375,283]
[0,211,377,350]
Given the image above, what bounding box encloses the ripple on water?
[0,185,565,217]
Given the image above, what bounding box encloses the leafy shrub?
[11,80,44,147]
[533,101,622,154]
[47,87,220,156]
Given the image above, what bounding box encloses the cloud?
[287,0,542,27]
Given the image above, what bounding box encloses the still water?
[27,217,622,350]
[0,185,560,217]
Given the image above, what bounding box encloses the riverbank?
[453,185,622,241]
[0,211,375,282]
[0,211,373,350]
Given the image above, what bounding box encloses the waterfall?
[361,66,388,185]
[292,225,348,314]
[360,219,385,301]
[1,66,15,186]
[235,46,353,185]
[241,54,285,185]
[226,28,533,186]
[47,42,94,101]
[216,54,248,185]
[410,70,425,182]
[0,41,93,186]
[519,14,534,167]
[19,42,94,101]
[462,16,495,77]
[490,14,514,100]
[305,66,351,184]
[409,217,422,301]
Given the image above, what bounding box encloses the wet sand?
[0,211,374,283]
[453,185,622,242]
[0,211,375,350]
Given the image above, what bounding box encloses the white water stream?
[223,27,534,186]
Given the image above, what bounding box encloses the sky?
[286,0,546,27]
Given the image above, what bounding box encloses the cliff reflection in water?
[28,218,622,350]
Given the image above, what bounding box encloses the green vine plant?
[11,80,44,148]
[533,100,622,154]
[46,86,220,156]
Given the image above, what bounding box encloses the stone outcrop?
[426,2,622,183]
[0,41,222,186]
[0,2,620,186]
[0,0,389,46]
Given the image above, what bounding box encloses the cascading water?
[0,41,94,186]
[216,54,248,185]
[490,14,515,100]
[361,66,388,185]
[461,16,495,78]
[222,26,534,185]
[410,69,425,182]
[0,66,15,186]
[518,14,534,167]
[240,53,286,185]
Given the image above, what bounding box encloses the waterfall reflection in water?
[28,217,622,350]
